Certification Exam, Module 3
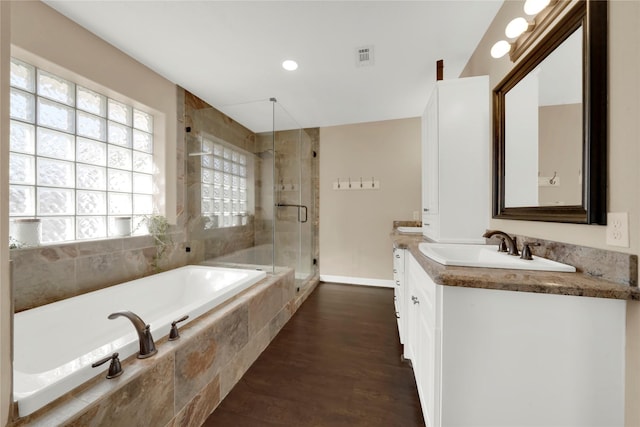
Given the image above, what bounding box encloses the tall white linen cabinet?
[421,75,490,243]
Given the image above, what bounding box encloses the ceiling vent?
[355,45,374,67]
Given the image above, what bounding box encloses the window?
[9,58,155,243]
[200,137,248,228]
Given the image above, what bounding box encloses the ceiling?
[44,0,503,133]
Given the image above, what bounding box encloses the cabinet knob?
[395,254,400,259]
[411,295,419,304]
[396,280,400,286]
[424,208,429,212]
[395,311,400,319]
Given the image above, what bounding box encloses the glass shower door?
[273,103,313,286]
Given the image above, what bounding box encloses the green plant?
[9,236,24,250]
[144,215,172,271]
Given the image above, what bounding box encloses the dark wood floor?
[203,282,425,427]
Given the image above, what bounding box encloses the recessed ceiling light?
[282,60,298,71]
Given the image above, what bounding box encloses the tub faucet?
[108,311,157,359]
[482,230,519,256]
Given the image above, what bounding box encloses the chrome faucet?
[482,230,519,256]
[108,311,157,359]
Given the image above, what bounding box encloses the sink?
[418,243,576,272]
[397,226,423,233]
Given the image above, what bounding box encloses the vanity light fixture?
[491,40,512,59]
[524,0,551,16]
[282,60,298,71]
[505,17,530,39]
[490,0,565,61]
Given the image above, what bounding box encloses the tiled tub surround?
[9,268,316,427]
[391,227,640,300]
[14,265,266,416]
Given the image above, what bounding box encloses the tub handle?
[92,352,123,379]
[169,315,189,341]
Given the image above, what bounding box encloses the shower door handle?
[276,203,308,223]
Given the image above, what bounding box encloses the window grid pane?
[201,140,248,228]
[9,58,155,243]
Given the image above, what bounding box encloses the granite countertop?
[391,229,640,301]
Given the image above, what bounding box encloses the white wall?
[319,118,421,285]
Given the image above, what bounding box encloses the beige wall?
[1,3,11,426]
[538,103,582,206]
[461,0,640,255]
[461,2,640,425]
[10,0,178,223]
[319,118,421,284]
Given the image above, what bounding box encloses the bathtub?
[13,265,266,417]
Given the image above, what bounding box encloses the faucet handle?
[520,241,541,260]
[168,315,189,341]
[92,352,123,379]
[497,238,508,253]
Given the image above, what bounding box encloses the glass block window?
[9,58,155,243]
[201,138,248,228]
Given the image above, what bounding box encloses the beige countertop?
[391,230,640,301]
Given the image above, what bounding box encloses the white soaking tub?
[13,265,266,416]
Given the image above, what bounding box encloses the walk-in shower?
[187,98,316,287]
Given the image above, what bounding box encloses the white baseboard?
[319,275,394,288]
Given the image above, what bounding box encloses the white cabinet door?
[407,254,437,426]
[422,90,439,216]
[439,286,625,427]
[392,247,406,344]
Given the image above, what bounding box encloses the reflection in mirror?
[505,26,582,208]
[493,0,607,224]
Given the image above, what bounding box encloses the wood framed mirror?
[493,0,607,224]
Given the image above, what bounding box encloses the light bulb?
[505,17,529,39]
[282,60,298,71]
[491,40,511,59]
[524,0,550,16]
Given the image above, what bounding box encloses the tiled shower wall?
[11,87,320,312]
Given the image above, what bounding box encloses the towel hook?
[337,178,340,189]
[348,177,351,189]
[360,177,363,188]
[372,177,375,188]
[549,171,557,185]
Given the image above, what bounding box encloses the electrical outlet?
[606,212,629,247]
[413,211,420,221]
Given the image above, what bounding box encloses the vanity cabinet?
[421,75,489,243]
[392,247,407,344]
[406,252,625,427]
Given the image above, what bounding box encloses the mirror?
[493,0,607,224]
